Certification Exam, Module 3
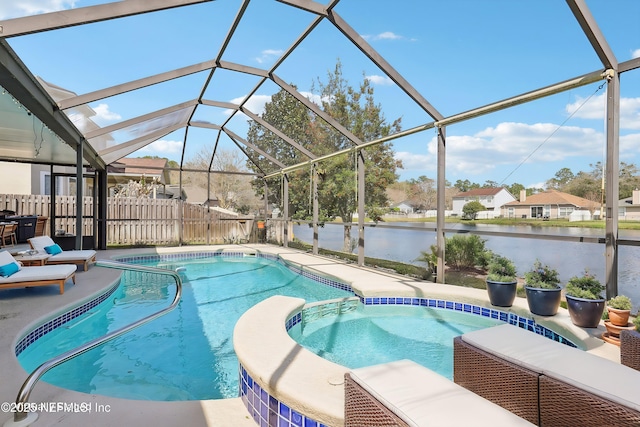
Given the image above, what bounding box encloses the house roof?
[504,190,597,208]
[453,188,505,198]
[116,157,167,176]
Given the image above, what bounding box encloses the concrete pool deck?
[0,244,620,426]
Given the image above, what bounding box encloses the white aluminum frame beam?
[0,0,213,37]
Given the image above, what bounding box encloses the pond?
[292,222,640,312]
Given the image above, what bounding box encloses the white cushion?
[0,250,21,271]
[348,359,535,427]
[461,324,640,413]
[49,250,96,262]
[28,235,56,252]
[0,264,75,284]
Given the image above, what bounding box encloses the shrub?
[524,260,560,289]
[607,295,632,310]
[462,200,486,220]
[418,234,490,271]
[634,315,640,332]
[486,254,517,283]
[565,270,604,300]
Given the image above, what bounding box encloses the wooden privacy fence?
[0,194,262,246]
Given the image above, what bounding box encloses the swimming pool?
[288,304,503,379]
[17,255,353,401]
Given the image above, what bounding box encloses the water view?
[293,222,640,312]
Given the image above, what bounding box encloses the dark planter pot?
[486,280,517,307]
[565,294,606,328]
[525,286,561,316]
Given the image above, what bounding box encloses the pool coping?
[0,244,619,427]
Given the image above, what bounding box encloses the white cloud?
[366,75,395,86]
[423,122,604,176]
[0,0,75,19]
[632,48,640,59]
[92,103,121,123]
[395,152,433,171]
[362,31,405,42]
[139,139,183,155]
[255,49,283,64]
[566,93,640,130]
[227,94,272,117]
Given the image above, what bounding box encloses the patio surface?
[0,244,620,427]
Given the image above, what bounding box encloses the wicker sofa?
[454,323,640,426]
[344,359,535,427]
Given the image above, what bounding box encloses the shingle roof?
[117,157,167,175]
[504,190,597,208]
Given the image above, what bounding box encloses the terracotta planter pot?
[486,280,517,307]
[607,307,631,327]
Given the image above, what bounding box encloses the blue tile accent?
[239,362,326,427]
[15,278,121,356]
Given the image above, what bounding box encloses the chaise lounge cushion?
[347,359,535,426]
[0,250,22,273]
[28,236,96,270]
[0,250,75,286]
[461,324,640,413]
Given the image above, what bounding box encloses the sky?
[1,0,639,190]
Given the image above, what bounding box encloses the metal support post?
[312,164,319,255]
[283,174,289,247]
[605,71,620,298]
[436,126,446,283]
[357,151,365,267]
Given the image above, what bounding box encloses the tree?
[546,167,575,190]
[454,179,479,192]
[407,175,436,210]
[184,148,262,212]
[462,200,486,219]
[246,61,401,251]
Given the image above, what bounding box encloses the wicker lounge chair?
[454,323,640,427]
[0,250,76,294]
[345,359,535,427]
[28,235,96,271]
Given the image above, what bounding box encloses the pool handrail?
[9,260,183,424]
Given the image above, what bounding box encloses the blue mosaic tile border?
[117,251,248,265]
[239,363,330,427]
[14,279,121,356]
[359,296,578,348]
[118,251,354,294]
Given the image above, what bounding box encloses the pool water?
[290,304,503,379]
[18,256,352,401]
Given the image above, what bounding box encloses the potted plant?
[485,254,518,307]
[564,270,606,328]
[523,260,561,316]
[607,295,632,327]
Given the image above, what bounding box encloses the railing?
[8,260,183,425]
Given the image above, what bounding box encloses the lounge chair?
[0,250,76,294]
[28,236,96,272]
[344,359,535,426]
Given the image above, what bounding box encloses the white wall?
[0,162,32,194]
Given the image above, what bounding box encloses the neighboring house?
[0,162,81,196]
[503,189,598,219]
[619,189,640,220]
[108,157,171,197]
[452,188,516,216]
[392,201,415,214]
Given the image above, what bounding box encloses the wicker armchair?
[621,329,640,371]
